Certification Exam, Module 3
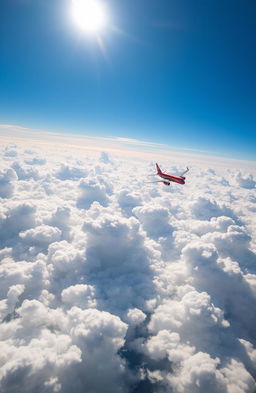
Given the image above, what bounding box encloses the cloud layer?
[0,139,256,393]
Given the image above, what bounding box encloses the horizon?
[1,123,256,170]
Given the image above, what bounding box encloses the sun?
[72,0,107,34]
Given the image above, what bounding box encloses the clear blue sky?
[0,0,255,160]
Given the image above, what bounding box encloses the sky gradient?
[0,0,255,160]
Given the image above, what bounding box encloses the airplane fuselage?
[159,173,185,185]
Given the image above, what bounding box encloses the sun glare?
[72,0,107,33]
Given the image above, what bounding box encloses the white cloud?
[0,284,25,320]
[20,225,62,247]
[0,134,256,393]
[55,164,87,181]
[61,284,97,309]
[118,189,142,216]
[99,151,111,164]
[0,168,17,198]
[12,161,40,180]
[3,145,17,157]
[82,211,155,315]
[25,157,46,166]
[0,202,36,246]
[235,172,256,189]
[126,308,146,326]
[189,196,235,221]
[133,205,173,239]
[167,353,255,393]
[77,178,110,209]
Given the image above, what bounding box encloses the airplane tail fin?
[156,163,162,175]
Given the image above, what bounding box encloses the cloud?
[55,164,87,181]
[0,137,256,393]
[118,189,142,217]
[25,157,46,166]
[77,178,110,209]
[3,145,17,157]
[20,225,62,248]
[0,284,25,320]
[126,308,146,326]
[235,172,256,189]
[12,162,39,180]
[165,353,255,393]
[82,210,155,315]
[133,205,173,239]
[48,207,72,241]
[190,196,236,221]
[99,151,111,164]
[61,284,97,309]
[0,168,17,198]
[0,202,36,246]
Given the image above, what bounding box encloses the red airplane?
[146,163,189,186]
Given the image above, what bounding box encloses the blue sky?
[0,0,255,160]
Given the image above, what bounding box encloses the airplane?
[145,163,189,186]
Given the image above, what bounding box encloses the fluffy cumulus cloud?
[0,168,17,198]
[1,138,256,393]
[77,178,111,209]
[235,172,256,189]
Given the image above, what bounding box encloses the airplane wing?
[179,167,189,177]
[144,180,165,184]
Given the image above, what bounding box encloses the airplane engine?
[163,181,170,186]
